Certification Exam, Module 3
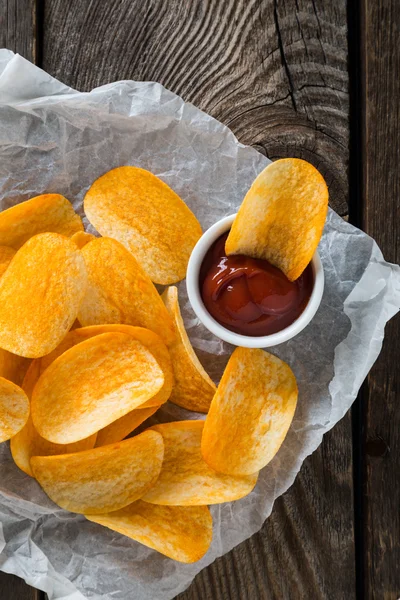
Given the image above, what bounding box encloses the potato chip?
[24,326,172,443]
[0,233,88,358]
[201,347,298,475]
[10,417,97,477]
[95,405,160,447]
[225,158,329,281]
[21,359,41,399]
[31,332,164,444]
[162,287,215,412]
[71,231,95,249]
[39,325,173,408]
[70,318,81,330]
[0,194,83,249]
[84,166,202,285]
[31,431,164,514]
[11,360,96,476]
[0,246,16,277]
[77,237,175,346]
[143,421,257,505]
[86,501,212,563]
[0,377,29,442]
[0,349,30,387]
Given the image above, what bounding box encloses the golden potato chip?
[84,166,202,285]
[0,194,83,249]
[201,347,298,476]
[21,359,41,399]
[39,325,173,408]
[0,349,30,387]
[143,421,257,505]
[225,158,329,281]
[11,361,96,476]
[0,233,88,358]
[31,332,164,444]
[86,501,212,563]
[31,431,164,514]
[10,417,97,477]
[0,246,16,277]
[77,237,175,346]
[70,318,81,330]
[0,377,29,443]
[25,326,172,443]
[71,231,95,249]
[162,286,215,413]
[95,405,160,447]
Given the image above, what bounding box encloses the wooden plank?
[42,0,349,219]
[0,0,38,62]
[41,2,354,599]
[362,0,400,598]
[0,573,42,600]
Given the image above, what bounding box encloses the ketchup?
[200,232,313,337]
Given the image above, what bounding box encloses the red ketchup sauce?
[200,232,314,337]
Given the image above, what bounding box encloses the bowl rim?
[186,213,325,348]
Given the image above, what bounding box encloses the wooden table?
[0,1,399,598]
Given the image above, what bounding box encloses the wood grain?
[42,0,349,217]
[0,573,41,600]
[41,2,354,599]
[362,0,400,598]
[0,0,37,62]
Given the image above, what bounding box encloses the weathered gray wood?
[362,1,400,598]
[0,0,37,61]
[42,0,349,218]
[41,2,354,599]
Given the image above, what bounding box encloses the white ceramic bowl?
[186,214,324,348]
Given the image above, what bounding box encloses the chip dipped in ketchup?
[200,232,313,337]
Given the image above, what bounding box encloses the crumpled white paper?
[0,50,399,600]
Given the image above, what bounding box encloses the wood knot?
[366,436,390,457]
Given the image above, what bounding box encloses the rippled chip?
[31,332,164,444]
[225,159,328,281]
[0,246,16,277]
[10,417,97,477]
[77,237,175,346]
[0,194,83,249]
[84,166,202,284]
[86,501,212,563]
[0,349,30,387]
[0,233,87,358]
[31,431,164,514]
[0,377,29,443]
[143,421,257,505]
[162,286,215,413]
[95,405,160,447]
[71,231,95,249]
[202,348,298,475]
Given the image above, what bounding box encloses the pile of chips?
[0,160,328,563]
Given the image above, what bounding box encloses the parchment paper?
[0,50,399,600]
